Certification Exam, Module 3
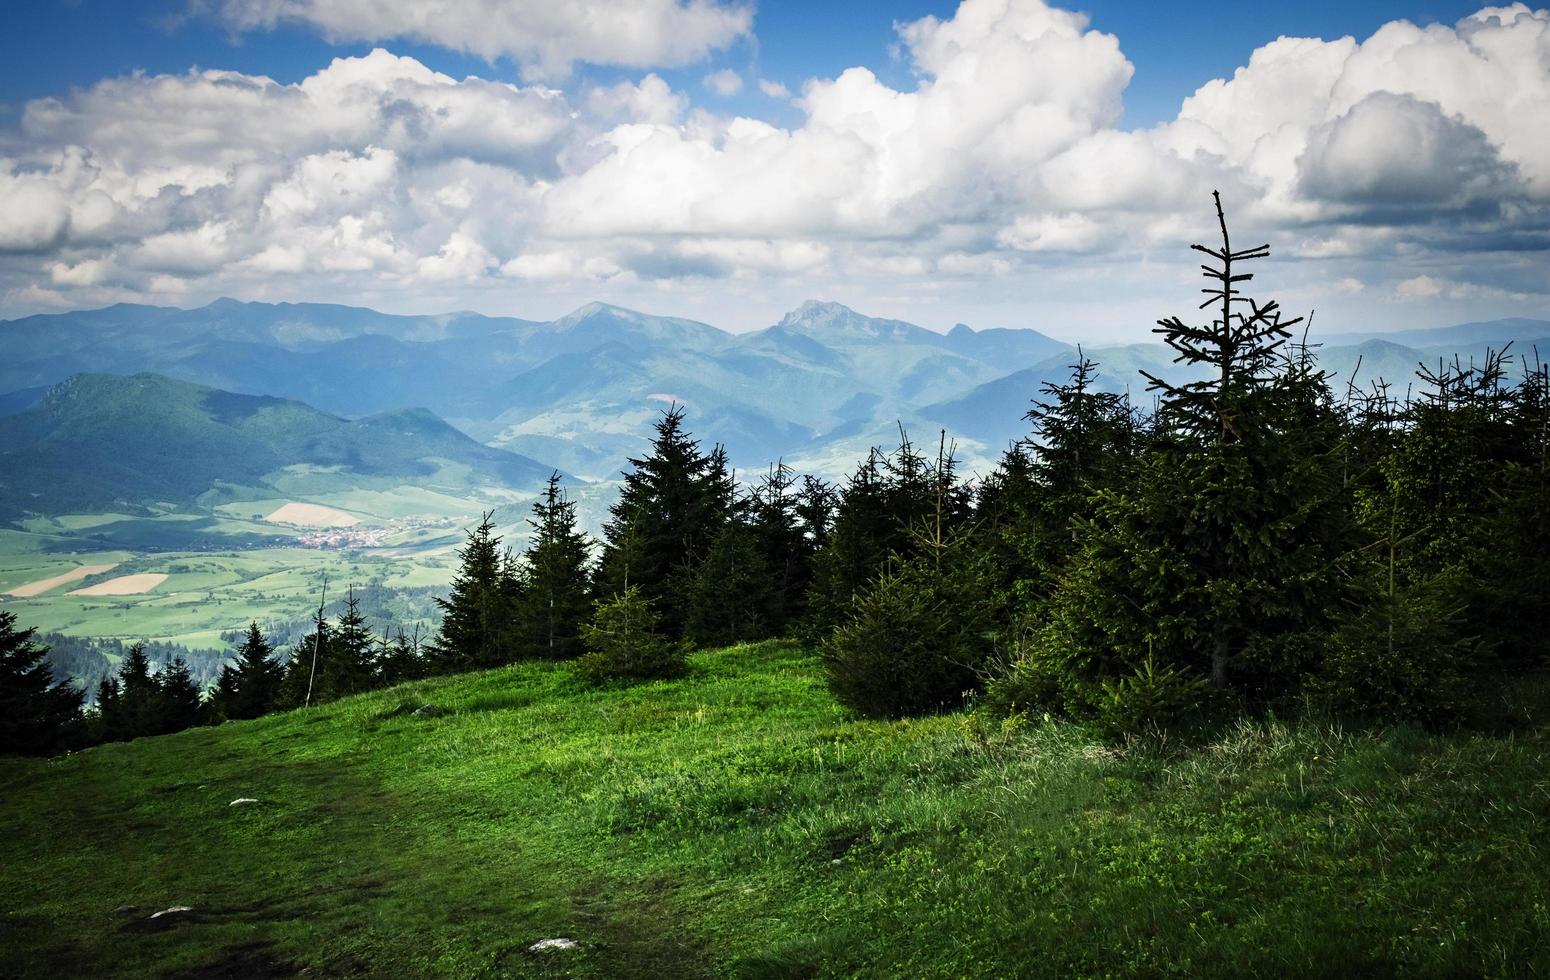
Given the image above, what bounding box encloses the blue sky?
[2,1,1487,126]
[0,0,1544,339]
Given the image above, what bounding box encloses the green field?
[0,543,456,651]
[3,642,1547,977]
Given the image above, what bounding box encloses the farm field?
[0,478,565,656]
[2,642,1548,977]
[0,538,457,652]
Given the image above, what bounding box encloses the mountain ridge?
[4,300,1548,482]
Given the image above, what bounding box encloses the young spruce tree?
[512,473,593,660]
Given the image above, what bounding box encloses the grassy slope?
[2,643,1548,978]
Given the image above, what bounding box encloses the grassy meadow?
[2,642,1547,978]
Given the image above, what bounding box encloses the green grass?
[3,643,1548,978]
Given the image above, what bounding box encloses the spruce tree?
[228,621,283,720]
[376,626,426,686]
[0,610,83,755]
[576,586,685,683]
[687,515,769,647]
[751,461,815,633]
[327,589,379,698]
[279,610,331,708]
[1000,192,1349,725]
[208,665,240,723]
[113,643,161,739]
[513,473,593,660]
[91,675,124,743]
[427,513,513,672]
[154,657,205,734]
[596,405,725,638]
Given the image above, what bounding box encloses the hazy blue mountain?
[1321,317,1550,351]
[0,373,560,520]
[5,299,1547,486]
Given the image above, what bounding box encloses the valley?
[2,298,1546,678]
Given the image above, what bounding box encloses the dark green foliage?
[104,643,160,740]
[805,429,973,642]
[576,586,686,684]
[1090,654,1218,741]
[978,352,1139,621]
[94,643,206,741]
[988,194,1355,731]
[511,473,593,660]
[210,622,283,721]
[596,406,730,638]
[375,627,427,686]
[279,611,330,708]
[686,517,769,647]
[1306,573,1488,726]
[820,550,991,719]
[748,462,820,633]
[427,514,516,672]
[0,610,83,755]
[327,590,379,699]
[154,657,205,733]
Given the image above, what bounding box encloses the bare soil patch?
[263,502,359,528]
[68,573,169,596]
[6,563,119,597]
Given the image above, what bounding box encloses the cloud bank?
[2,0,1547,334]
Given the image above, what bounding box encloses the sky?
[0,0,1545,341]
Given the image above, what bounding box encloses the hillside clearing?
[2,643,1548,978]
[67,573,169,596]
[4,563,118,597]
[262,503,360,528]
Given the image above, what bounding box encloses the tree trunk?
[1211,632,1229,690]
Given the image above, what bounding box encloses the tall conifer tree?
[0,610,83,755]
[427,513,514,671]
[513,473,593,659]
[597,405,724,638]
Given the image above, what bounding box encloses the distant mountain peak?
[783,299,859,324]
[563,300,634,320]
[949,323,974,337]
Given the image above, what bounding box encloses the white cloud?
[757,78,790,99]
[1396,275,1445,299]
[586,74,688,125]
[1299,92,1513,208]
[416,231,497,281]
[703,69,744,96]
[1,1,1547,331]
[0,168,71,251]
[208,0,754,79]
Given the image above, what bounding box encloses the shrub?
[576,586,687,684]
[1306,574,1489,727]
[1091,653,1217,741]
[821,564,987,718]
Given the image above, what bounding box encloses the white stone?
[229,798,259,806]
[528,938,580,952]
[149,906,194,919]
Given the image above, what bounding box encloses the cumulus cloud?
[206,0,754,79]
[1299,93,1515,210]
[0,0,1547,329]
[703,69,744,96]
[757,78,790,99]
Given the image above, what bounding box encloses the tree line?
[4,192,1546,755]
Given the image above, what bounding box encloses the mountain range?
[0,373,556,522]
[2,299,1547,498]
